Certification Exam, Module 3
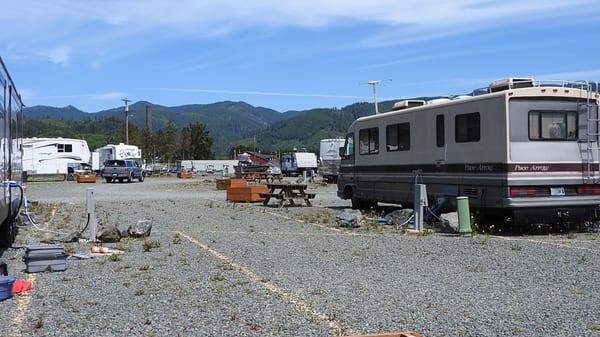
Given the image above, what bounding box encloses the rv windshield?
[344,133,354,157]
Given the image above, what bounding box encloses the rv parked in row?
[22,138,91,180]
[0,57,24,247]
[318,138,345,183]
[95,143,142,168]
[337,78,600,225]
[281,151,318,176]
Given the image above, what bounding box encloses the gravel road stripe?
[490,235,600,253]
[7,274,36,337]
[177,230,347,336]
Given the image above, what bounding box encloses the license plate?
[550,187,565,196]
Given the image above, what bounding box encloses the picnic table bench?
[259,182,316,208]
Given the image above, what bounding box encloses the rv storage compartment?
[23,244,68,273]
[0,275,16,301]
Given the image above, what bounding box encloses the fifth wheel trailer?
[337,78,600,225]
[22,138,91,179]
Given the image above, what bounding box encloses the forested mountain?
[23,97,435,157]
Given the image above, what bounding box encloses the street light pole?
[364,79,391,114]
[122,98,131,144]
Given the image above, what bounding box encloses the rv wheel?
[106,178,113,183]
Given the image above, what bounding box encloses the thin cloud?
[35,45,71,66]
[137,87,370,100]
[29,91,127,101]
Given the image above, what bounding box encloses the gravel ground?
[1,176,599,337]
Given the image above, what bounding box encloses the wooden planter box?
[177,171,193,179]
[76,174,97,183]
[226,185,269,202]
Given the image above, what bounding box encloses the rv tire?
[106,178,113,183]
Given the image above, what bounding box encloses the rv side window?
[57,144,65,152]
[359,127,379,155]
[436,115,444,147]
[455,113,480,143]
[344,133,354,157]
[528,110,578,140]
[386,123,410,151]
[64,144,72,152]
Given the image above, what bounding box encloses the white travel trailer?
[22,138,91,177]
[337,78,600,225]
[281,151,318,176]
[318,138,345,182]
[96,143,142,167]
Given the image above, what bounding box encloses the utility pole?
[364,79,391,114]
[122,97,131,144]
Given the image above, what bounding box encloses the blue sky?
[2,0,600,113]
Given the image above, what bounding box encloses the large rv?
[96,143,142,167]
[319,138,345,183]
[0,58,23,247]
[337,78,600,225]
[22,138,91,178]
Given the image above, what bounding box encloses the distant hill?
[23,105,89,120]
[23,97,436,156]
[24,101,288,153]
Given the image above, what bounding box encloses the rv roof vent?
[426,98,452,105]
[488,78,534,92]
[452,95,472,100]
[392,100,426,111]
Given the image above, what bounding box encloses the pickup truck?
[101,159,145,183]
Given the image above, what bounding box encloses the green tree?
[180,122,213,160]
[155,121,178,163]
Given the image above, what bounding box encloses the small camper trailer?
[96,143,142,167]
[319,138,345,183]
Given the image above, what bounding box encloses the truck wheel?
[138,174,144,182]
[106,178,113,183]
[128,173,134,183]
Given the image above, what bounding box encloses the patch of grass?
[116,240,130,252]
[567,232,577,239]
[210,274,226,282]
[143,240,161,252]
[134,289,145,296]
[585,232,598,240]
[511,243,523,251]
[589,322,600,331]
[109,253,121,262]
[64,244,77,254]
[139,264,150,271]
[236,279,250,286]
[172,233,182,244]
[34,317,43,329]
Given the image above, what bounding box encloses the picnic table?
[259,182,316,208]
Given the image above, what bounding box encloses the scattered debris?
[97,225,122,243]
[62,231,81,243]
[23,244,68,273]
[127,220,152,238]
[384,209,414,227]
[12,278,33,294]
[439,212,459,234]
[336,209,363,228]
[90,245,124,255]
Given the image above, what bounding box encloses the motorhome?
[22,138,91,178]
[337,78,600,225]
[96,143,142,167]
[318,138,345,183]
[281,151,318,176]
[0,57,24,247]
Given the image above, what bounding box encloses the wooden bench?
[259,191,316,208]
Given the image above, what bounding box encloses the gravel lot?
[1,176,600,337]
